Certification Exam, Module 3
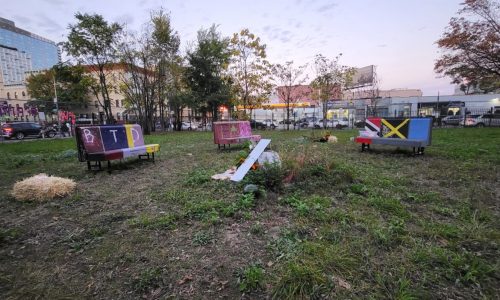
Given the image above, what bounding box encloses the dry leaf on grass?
[333,275,352,290]
[177,275,193,285]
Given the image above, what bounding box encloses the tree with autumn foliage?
[311,54,354,129]
[229,29,273,118]
[435,0,500,94]
[272,61,308,130]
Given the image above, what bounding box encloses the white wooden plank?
[230,139,271,182]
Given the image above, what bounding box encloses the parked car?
[181,121,195,131]
[442,115,464,126]
[1,122,56,140]
[263,119,277,129]
[314,118,349,129]
[464,114,482,127]
[354,119,365,128]
[250,120,267,130]
[296,117,319,128]
[279,119,295,125]
[197,122,212,130]
[473,114,500,127]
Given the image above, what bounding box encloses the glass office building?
[0,17,59,72]
[0,45,32,85]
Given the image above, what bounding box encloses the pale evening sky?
[2,0,463,96]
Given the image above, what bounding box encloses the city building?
[0,45,32,86]
[72,64,129,123]
[0,17,59,71]
[0,17,59,122]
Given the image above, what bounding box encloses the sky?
[2,0,464,96]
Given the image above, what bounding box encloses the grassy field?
[0,128,499,299]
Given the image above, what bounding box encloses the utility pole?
[53,74,61,137]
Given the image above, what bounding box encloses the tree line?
[26,10,355,133]
[26,0,499,134]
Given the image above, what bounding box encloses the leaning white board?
[231,139,271,182]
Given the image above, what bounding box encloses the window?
[115,100,119,107]
[22,91,26,97]
[14,92,18,99]
[7,92,10,99]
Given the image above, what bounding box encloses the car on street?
[279,119,295,125]
[472,114,500,127]
[263,119,277,129]
[464,114,482,127]
[442,115,464,126]
[314,118,349,129]
[181,121,197,131]
[354,119,365,128]
[250,120,267,130]
[1,122,56,140]
[296,117,319,128]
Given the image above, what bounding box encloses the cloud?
[377,44,387,48]
[294,36,316,49]
[34,13,64,36]
[262,25,294,44]
[41,0,65,6]
[316,3,337,13]
[287,19,302,29]
[13,15,33,26]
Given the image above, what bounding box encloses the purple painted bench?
[213,121,261,149]
[75,124,160,170]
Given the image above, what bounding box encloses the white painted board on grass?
[230,139,271,182]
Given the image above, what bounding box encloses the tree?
[26,64,95,113]
[435,0,500,93]
[168,58,192,131]
[64,13,123,122]
[311,54,354,129]
[186,25,232,123]
[119,10,180,134]
[229,29,273,118]
[272,61,308,130]
[152,10,182,130]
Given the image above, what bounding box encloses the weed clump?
[192,230,213,246]
[272,262,328,299]
[133,267,164,292]
[236,263,265,292]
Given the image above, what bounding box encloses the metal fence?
[365,107,500,128]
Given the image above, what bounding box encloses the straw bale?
[11,173,76,202]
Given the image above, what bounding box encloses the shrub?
[237,263,265,292]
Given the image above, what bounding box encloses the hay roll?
[11,173,76,202]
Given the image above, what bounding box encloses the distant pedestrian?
[61,123,69,137]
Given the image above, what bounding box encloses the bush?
[244,163,285,192]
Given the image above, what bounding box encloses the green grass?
[0,127,499,299]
